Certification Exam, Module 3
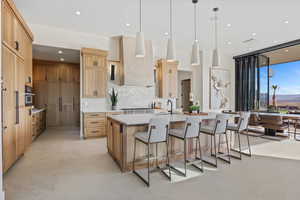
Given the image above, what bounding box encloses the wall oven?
[25,85,34,107]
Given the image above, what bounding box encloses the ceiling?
[33,44,80,64]
[264,44,300,65]
[15,0,300,66]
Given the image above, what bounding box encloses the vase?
[112,105,117,110]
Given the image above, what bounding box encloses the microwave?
[25,85,34,106]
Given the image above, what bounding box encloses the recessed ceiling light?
[227,23,232,27]
[58,50,63,54]
[252,33,257,36]
[273,40,278,43]
[75,11,81,15]
[284,20,289,24]
[60,58,65,62]
[285,49,289,52]
[248,47,252,51]
[164,32,169,36]
[125,23,131,27]
[227,41,232,45]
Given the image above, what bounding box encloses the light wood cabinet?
[84,113,106,138]
[2,0,34,173]
[33,61,80,127]
[82,48,108,98]
[32,110,46,141]
[157,59,178,98]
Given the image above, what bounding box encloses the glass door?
[257,55,270,111]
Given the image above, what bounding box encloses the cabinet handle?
[15,41,19,51]
[91,131,99,133]
[59,97,62,112]
[93,90,98,96]
[90,121,100,124]
[73,96,75,112]
[16,91,19,124]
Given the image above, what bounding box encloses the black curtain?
[235,55,259,111]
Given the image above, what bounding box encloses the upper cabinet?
[156,59,179,99]
[82,48,108,98]
[2,0,34,59]
[108,36,154,87]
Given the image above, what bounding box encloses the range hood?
[108,36,154,87]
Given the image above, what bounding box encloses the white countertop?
[107,113,219,126]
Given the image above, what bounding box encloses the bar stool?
[294,119,300,141]
[132,117,171,187]
[168,116,203,177]
[227,112,251,159]
[200,114,230,167]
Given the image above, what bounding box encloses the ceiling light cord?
[170,0,173,38]
[194,4,197,41]
[139,0,142,32]
[214,9,218,49]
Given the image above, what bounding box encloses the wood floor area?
[4,127,300,200]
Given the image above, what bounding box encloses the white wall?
[191,48,235,112]
[30,23,109,50]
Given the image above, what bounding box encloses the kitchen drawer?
[85,118,106,128]
[85,113,106,119]
[85,127,105,138]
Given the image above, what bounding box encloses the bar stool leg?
[198,136,204,172]
[210,135,213,156]
[237,131,242,159]
[184,139,187,177]
[214,135,218,167]
[246,129,252,156]
[156,143,159,168]
[166,140,171,180]
[218,134,221,153]
[147,143,150,187]
[225,133,231,164]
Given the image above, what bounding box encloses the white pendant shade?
[135,32,145,57]
[191,41,200,66]
[166,38,176,61]
[212,48,220,67]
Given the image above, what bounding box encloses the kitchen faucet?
[167,99,173,115]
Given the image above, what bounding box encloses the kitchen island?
[107,113,230,172]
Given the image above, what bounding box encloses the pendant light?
[135,0,145,57]
[191,0,200,66]
[212,7,220,67]
[166,0,176,61]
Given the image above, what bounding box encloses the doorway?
[181,79,191,112]
[32,45,80,127]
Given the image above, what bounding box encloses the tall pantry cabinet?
[2,0,33,172]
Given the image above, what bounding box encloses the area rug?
[243,139,300,161]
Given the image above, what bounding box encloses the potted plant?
[109,88,118,110]
[190,101,200,114]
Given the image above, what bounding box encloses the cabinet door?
[59,64,73,82]
[47,82,60,126]
[16,57,25,107]
[46,64,59,82]
[14,18,27,58]
[83,66,97,97]
[60,82,75,126]
[83,54,107,98]
[33,63,47,81]
[24,108,32,149]
[24,35,33,86]
[2,46,17,172]
[2,1,15,49]
[16,107,26,158]
[169,64,178,98]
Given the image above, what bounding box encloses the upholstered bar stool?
[132,117,171,187]
[294,119,300,141]
[227,112,251,159]
[168,116,203,177]
[200,114,230,167]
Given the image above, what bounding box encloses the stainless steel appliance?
[25,85,34,106]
